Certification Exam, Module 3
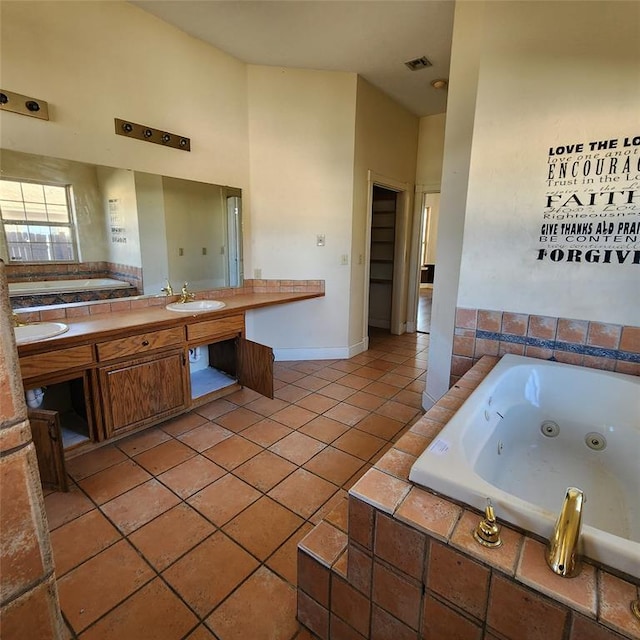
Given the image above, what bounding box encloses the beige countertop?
[15,291,323,356]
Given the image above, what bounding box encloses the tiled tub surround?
[11,279,325,322]
[297,357,640,640]
[7,262,142,308]
[452,308,640,383]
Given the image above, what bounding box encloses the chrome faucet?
[547,487,584,577]
[161,280,174,297]
[178,282,196,304]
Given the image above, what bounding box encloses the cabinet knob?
[141,340,150,346]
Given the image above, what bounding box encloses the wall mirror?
[0,149,243,308]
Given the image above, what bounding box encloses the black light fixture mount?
[0,89,49,120]
[114,118,191,152]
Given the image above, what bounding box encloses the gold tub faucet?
[547,487,584,577]
[12,312,27,327]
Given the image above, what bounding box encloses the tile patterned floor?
[44,329,430,640]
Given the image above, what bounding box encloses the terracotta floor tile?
[268,469,337,519]
[214,407,263,432]
[241,418,293,447]
[79,578,198,640]
[295,393,340,414]
[44,485,95,531]
[293,375,330,392]
[362,381,400,399]
[202,435,262,470]
[157,455,226,498]
[298,415,349,444]
[185,625,218,640]
[344,391,387,411]
[274,368,307,383]
[77,459,152,505]
[224,387,263,405]
[233,450,297,492]
[223,496,304,560]
[177,422,233,452]
[50,509,121,576]
[206,566,299,640]
[329,361,362,373]
[268,431,326,465]
[128,503,215,571]
[115,427,171,456]
[332,429,387,461]
[133,439,196,475]
[244,395,290,416]
[188,474,261,526]
[318,382,357,401]
[58,539,154,633]
[266,522,314,585]
[274,384,312,403]
[270,405,317,429]
[338,374,374,390]
[303,447,365,486]
[101,478,181,534]
[158,411,208,437]
[194,398,238,420]
[65,445,127,481]
[324,402,370,427]
[375,399,421,423]
[355,413,405,440]
[162,531,258,617]
[313,367,347,382]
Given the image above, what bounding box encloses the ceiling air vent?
[404,56,432,71]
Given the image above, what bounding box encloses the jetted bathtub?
[409,354,640,577]
[8,278,132,296]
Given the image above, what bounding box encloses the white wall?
[351,77,419,344]
[427,0,640,405]
[458,0,640,327]
[245,66,358,357]
[0,1,250,212]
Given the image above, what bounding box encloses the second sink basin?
[166,300,226,313]
[14,322,69,345]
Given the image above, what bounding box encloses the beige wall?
[350,77,419,345]
[245,65,358,356]
[0,1,249,193]
[416,113,446,190]
[427,0,640,404]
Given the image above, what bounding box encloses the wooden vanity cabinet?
[96,327,188,438]
[187,314,274,402]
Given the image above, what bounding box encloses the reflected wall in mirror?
[0,149,243,308]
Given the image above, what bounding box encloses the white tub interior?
[409,354,640,577]
[9,278,132,296]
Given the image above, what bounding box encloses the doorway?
[408,192,440,334]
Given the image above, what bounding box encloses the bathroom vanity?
[15,290,322,490]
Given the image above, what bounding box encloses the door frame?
[363,171,412,339]
[407,187,440,333]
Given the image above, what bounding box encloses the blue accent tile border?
[476,330,640,364]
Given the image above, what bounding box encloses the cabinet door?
[99,349,187,436]
[237,338,274,399]
[29,409,69,492]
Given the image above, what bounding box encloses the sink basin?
[14,322,69,345]
[165,300,226,313]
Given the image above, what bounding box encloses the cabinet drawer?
[97,326,184,361]
[20,344,94,380]
[187,314,244,343]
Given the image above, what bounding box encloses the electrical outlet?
[254,268,262,279]
[340,254,349,265]
[202,247,207,255]
[179,247,184,256]
[316,234,326,247]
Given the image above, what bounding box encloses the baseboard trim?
[421,390,437,411]
[274,339,368,362]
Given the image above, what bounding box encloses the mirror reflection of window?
[0,179,78,262]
